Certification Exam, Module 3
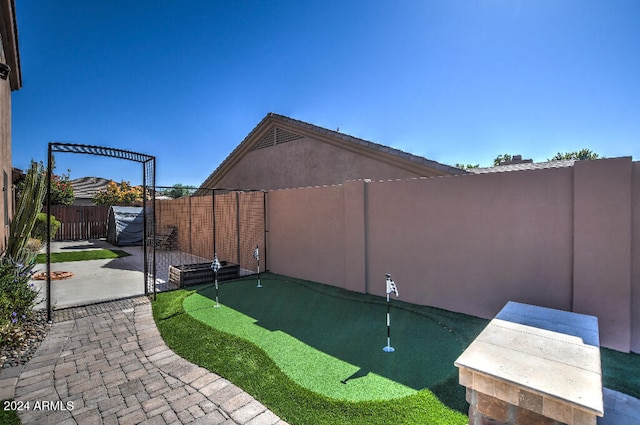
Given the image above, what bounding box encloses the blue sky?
[12,0,640,187]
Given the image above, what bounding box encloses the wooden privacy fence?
[48,205,110,240]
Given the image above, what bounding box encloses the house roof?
[0,0,21,90]
[11,166,23,184]
[199,113,467,189]
[71,177,111,199]
[467,159,577,174]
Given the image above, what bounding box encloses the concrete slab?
[30,240,213,309]
[598,388,640,424]
[31,240,145,310]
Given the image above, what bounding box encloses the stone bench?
[455,301,604,425]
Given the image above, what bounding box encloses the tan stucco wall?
[366,168,575,317]
[267,184,347,287]
[0,51,12,252]
[266,157,638,352]
[573,158,633,351]
[215,137,421,191]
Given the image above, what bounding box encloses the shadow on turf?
[194,275,470,413]
[340,368,370,385]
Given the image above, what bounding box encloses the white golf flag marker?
[386,276,399,297]
[383,273,398,353]
[211,254,221,307]
[254,246,262,288]
[211,254,221,273]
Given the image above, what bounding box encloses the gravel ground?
[0,311,51,369]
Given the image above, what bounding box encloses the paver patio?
[10,296,288,425]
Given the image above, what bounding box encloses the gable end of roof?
[199,113,467,189]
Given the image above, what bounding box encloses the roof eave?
[0,0,22,90]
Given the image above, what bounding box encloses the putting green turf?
[183,274,465,403]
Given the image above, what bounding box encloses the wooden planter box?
[168,261,240,287]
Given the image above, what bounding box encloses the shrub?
[25,238,42,255]
[31,213,61,241]
[0,257,39,348]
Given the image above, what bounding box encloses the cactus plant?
[5,161,47,264]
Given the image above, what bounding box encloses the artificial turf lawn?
[35,249,130,264]
[601,347,640,400]
[154,293,468,424]
[153,273,640,424]
[153,273,489,424]
[184,277,465,402]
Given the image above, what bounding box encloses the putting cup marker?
[384,273,399,353]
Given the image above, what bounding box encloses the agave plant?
[5,161,47,265]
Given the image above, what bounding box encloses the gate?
[49,205,110,240]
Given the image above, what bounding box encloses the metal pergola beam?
[49,143,155,163]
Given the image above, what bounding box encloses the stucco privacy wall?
[267,184,347,287]
[366,169,575,317]
[573,158,633,351]
[266,157,638,352]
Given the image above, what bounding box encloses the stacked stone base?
[467,388,568,425]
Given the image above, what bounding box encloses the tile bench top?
[455,301,604,417]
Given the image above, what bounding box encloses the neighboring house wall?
[0,76,10,251]
[73,198,97,206]
[70,177,111,206]
[216,136,424,191]
[0,0,21,252]
[200,113,464,191]
[266,157,639,353]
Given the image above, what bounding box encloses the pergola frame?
[46,142,156,322]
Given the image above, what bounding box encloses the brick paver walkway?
[13,296,288,425]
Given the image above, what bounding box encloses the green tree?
[19,160,75,206]
[549,149,599,161]
[163,184,195,199]
[493,154,513,166]
[455,163,480,169]
[48,169,74,205]
[93,180,143,206]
